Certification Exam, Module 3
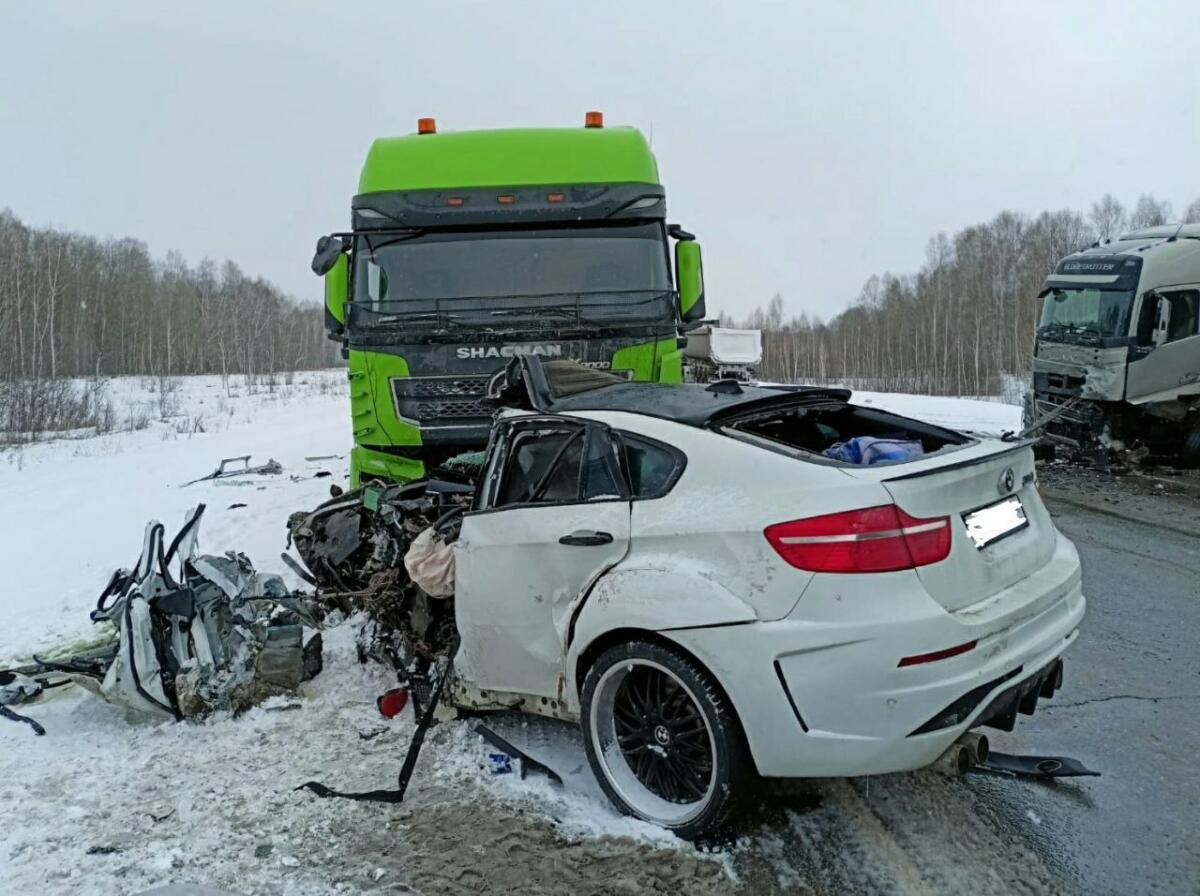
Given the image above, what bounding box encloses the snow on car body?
[450,358,1085,836]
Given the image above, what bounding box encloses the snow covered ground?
[0,372,1023,895]
[849,390,1021,436]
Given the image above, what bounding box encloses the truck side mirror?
[675,239,706,323]
[312,235,347,276]
[324,254,349,335]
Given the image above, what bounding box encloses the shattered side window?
[581,429,625,501]
[538,436,584,502]
[495,428,583,507]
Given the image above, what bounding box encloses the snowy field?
[0,372,1022,895]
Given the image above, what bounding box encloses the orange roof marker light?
[584,111,604,129]
[417,117,437,135]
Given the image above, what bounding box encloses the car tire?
[580,640,750,840]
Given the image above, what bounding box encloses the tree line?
[0,209,335,384]
[732,193,1200,397]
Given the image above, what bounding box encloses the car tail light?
[764,504,951,573]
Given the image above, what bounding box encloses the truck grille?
[392,375,492,425]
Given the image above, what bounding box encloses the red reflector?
[584,111,604,128]
[417,117,436,135]
[497,194,516,205]
[446,196,464,207]
[764,504,951,573]
[377,687,409,717]
[547,192,565,203]
[898,640,977,667]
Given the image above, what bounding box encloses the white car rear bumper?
[663,532,1086,778]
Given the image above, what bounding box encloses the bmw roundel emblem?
[999,467,1016,494]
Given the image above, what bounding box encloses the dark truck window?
[1039,287,1134,338]
[355,222,669,310]
[1164,289,1200,343]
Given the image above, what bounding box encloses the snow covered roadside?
[2,623,734,896]
[0,371,731,895]
[0,373,1023,894]
[849,390,1022,437]
[0,371,350,663]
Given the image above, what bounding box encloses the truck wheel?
[580,640,750,840]
[1181,416,1200,467]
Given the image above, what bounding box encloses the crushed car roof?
[489,357,851,428]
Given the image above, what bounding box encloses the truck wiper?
[371,311,466,327]
[489,307,576,318]
[1039,323,1102,342]
[361,229,426,253]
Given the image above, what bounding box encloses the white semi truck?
[1026,224,1200,464]
[683,323,763,383]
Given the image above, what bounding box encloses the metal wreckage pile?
[1,504,326,733]
[284,454,480,707]
[1,456,480,744]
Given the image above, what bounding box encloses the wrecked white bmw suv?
[413,358,1084,837]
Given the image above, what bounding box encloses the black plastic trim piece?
[773,660,809,733]
[908,667,1022,736]
[882,442,1031,483]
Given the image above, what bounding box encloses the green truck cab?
[313,113,707,486]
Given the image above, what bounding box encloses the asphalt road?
[994,501,1200,894]
[727,498,1200,895]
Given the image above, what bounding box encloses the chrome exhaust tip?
[958,731,990,766]
[934,742,971,777]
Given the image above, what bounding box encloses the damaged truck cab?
[1028,224,1200,462]
[312,114,707,487]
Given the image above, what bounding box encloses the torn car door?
[456,419,631,699]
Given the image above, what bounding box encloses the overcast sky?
[2,2,1197,322]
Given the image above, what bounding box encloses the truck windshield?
[350,222,671,330]
[1039,287,1134,339]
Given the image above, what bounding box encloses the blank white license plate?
[962,496,1028,549]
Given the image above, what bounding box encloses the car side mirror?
[674,238,706,323]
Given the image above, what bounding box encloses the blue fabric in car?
[822,436,924,465]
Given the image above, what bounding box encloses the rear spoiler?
[879,440,1035,482]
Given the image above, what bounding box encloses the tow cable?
[296,638,460,804]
